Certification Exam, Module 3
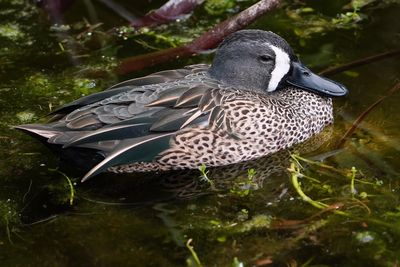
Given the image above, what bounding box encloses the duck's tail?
[14,123,175,181]
[14,123,62,143]
[15,123,105,173]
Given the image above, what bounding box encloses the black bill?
[286,61,348,97]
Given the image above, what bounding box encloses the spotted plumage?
[16,30,347,181]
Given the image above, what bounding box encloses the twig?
[290,154,345,175]
[319,48,400,76]
[117,0,282,74]
[22,179,33,203]
[21,215,59,226]
[131,0,205,28]
[187,0,282,52]
[271,202,344,229]
[80,195,148,206]
[336,81,400,149]
[4,216,14,245]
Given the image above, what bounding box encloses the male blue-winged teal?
[17,30,348,181]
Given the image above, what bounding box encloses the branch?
[336,81,400,149]
[187,0,282,52]
[116,0,282,75]
[131,0,205,28]
[319,48,400,76]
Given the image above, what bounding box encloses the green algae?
[0,24,24,41]
[204,0,237,15]
[0,199,19,245]
[16,111,36,123]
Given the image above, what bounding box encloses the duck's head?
[209,30,348,97]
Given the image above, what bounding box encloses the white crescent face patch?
[267,44,291,92]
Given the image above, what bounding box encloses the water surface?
[1,0,400,266]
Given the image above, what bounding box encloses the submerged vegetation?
[0,0,400,266]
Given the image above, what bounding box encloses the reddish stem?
[319,48,400,76]
[336,81,400,149]
[131,0,205,28]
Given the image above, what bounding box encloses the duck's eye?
[259,55,273,63]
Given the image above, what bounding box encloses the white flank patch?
[267,45,291,92]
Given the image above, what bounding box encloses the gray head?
[209,30,348,97]
[209,30,296,92]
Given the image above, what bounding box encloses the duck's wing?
[68,86,230,181]
[16,65,234,180]
[50,64,210,117]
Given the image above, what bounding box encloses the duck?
[16,29,348,182]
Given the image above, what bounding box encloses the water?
[1,0,400,266]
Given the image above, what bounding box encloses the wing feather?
[50,87,131,115]
[179,110,204,129]
[51,65,206,115]
[145,86,189,107]
[81,133,174,181]
[149,109,198,132]
[63,123,152,148]
[18,64,241,180]
[174,85,213,108]
[107,69,191,90]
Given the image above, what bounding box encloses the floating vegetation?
[0,199,19,244]
[204,0,236,15]
[186,238,203,267]
[230,168,258,197]
[0,24,24,41]
[47,169,77,206]
[57,170,75,206]
[73,78,98,96]
[16,111,36,123]
[282,0,400,45]
[198,164,216,190]
[288,154,400,234]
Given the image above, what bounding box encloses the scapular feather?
[146,86,189,107]
[174,85,211,108]
[150,109,193,132]
[107,69,190,90]
[51,87,132,115]
[198,90,214,111]
[66,114,101,130]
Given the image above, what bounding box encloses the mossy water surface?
[1,0,400,266]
